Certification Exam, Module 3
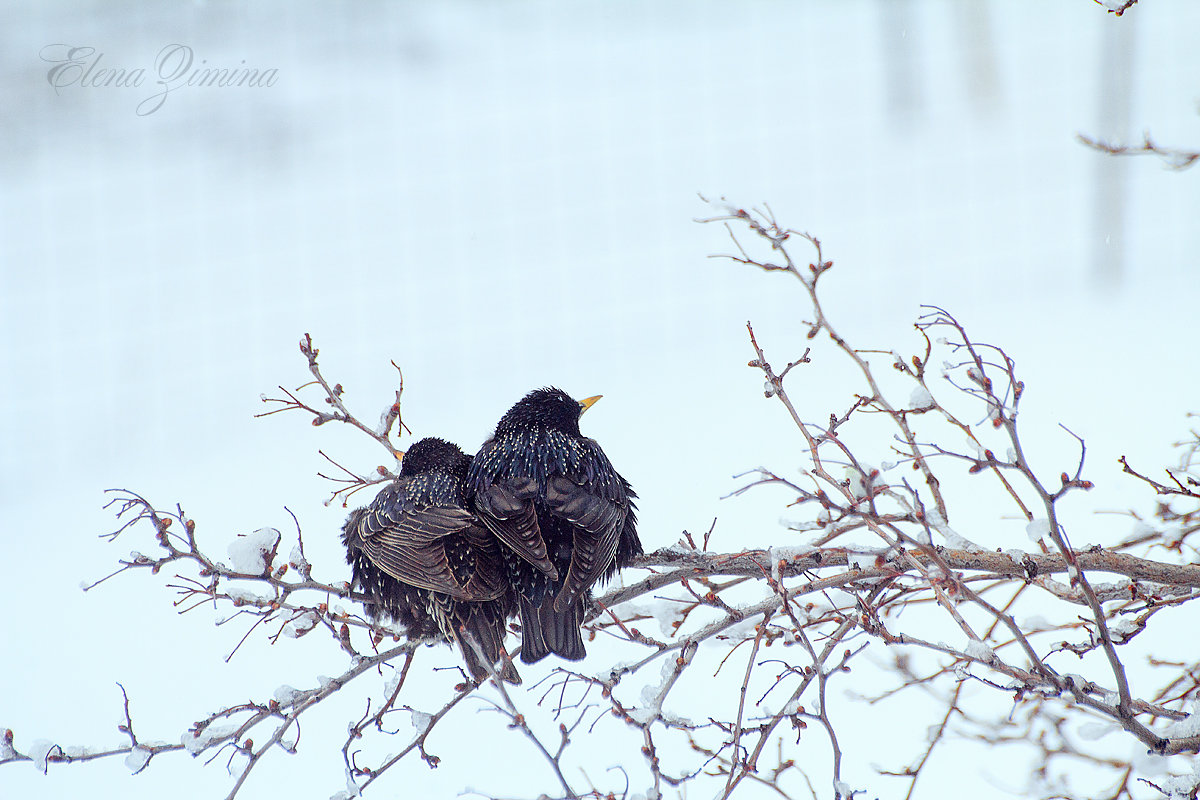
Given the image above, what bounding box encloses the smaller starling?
[342,437,520,684]
[469,388,641,663]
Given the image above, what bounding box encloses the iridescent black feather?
[468,388,641,663]
[342,437,519,684]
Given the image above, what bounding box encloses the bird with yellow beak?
[468,387,641,662]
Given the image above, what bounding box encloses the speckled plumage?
[342,437,520,684]
[468,388,641,663]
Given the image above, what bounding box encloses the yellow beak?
[578,395,602,414]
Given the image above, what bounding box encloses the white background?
[2,2,1198,798]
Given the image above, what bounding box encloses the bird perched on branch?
[468,387,641,663]
[342,437,520,684]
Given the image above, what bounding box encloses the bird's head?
[398,437,471,477]
[496,387,601,437]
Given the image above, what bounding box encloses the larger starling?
[468,387,641,663]
[342,437,520,684]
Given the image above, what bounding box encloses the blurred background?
[2,1,1197,798]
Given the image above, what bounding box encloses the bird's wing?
[544,475,625,611]
[473,476,558,578]
[457,522,509,600]
[354,503,500,601]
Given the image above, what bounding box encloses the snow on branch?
[1078,132,1200,171]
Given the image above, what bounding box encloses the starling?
[342,437,520,684]
[468,387,641,663]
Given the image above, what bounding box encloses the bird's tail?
[519,595,585,663]
[434,599,521,685]
[459,604,522,685]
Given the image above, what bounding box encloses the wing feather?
[355,504,503,601]
[545,475,624,610]
[473,477,558,578]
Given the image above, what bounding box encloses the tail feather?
[458,606,522,685]
[518,596,550,664]
[536,596,585,662]
[475,605,522,685]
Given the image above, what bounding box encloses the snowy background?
[2,1,1198,798]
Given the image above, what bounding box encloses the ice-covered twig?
[1078,132,1198,169]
